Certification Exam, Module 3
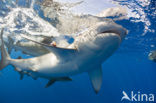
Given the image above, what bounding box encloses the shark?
[0,21,127,93]
[4,34,57,56]
[4,34,71,57]
[10,35,54,56]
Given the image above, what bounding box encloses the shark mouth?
[99,30,122,42]
[101,30,121,37]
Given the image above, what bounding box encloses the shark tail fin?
[0,28,11,70]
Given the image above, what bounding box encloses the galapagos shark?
[0,21,127,93]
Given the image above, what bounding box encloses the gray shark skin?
[0,21,127,93]
[148,50,156,62]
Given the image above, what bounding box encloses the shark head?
[74,21,128,56]
[96,21,128,41]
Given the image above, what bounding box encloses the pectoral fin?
[88,68,103,94]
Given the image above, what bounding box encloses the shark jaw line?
[98,31,122,42]
[100,30,121,37]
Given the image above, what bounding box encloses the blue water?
[0,0,156,103]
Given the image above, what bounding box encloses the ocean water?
[0,0,156,103]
